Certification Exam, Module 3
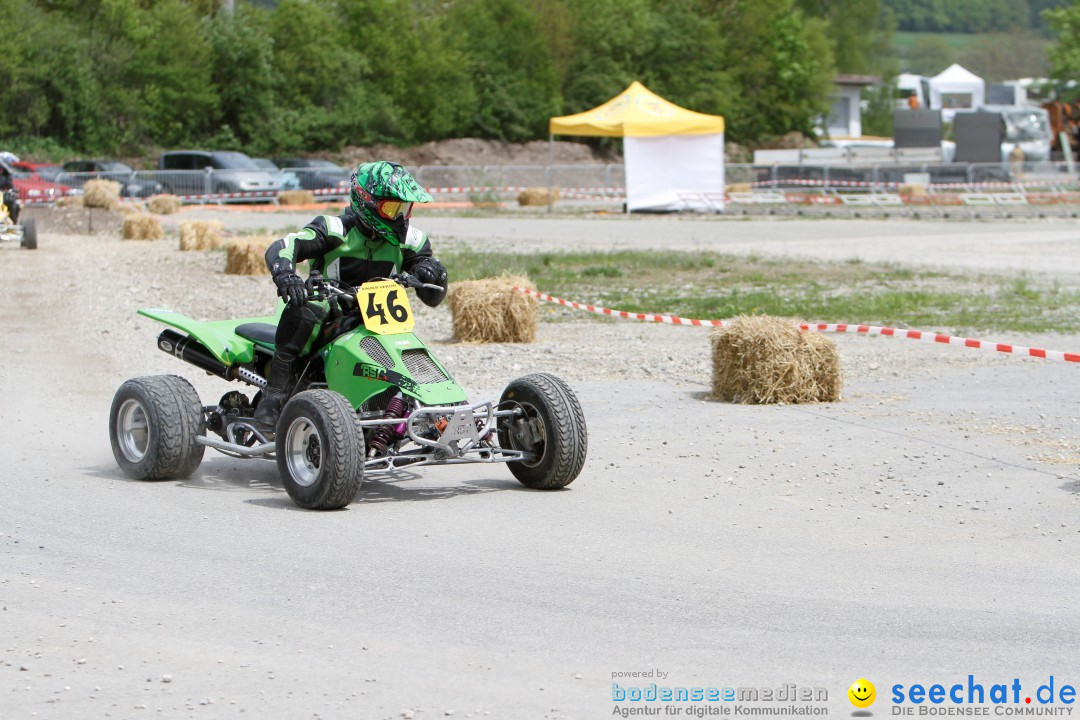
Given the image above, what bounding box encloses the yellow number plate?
[357,280,414,335]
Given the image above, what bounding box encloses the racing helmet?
[349,161,433,246]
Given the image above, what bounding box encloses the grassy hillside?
[894,31,978,53]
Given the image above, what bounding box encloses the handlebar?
[389,272,445,292]
[303,271,443,302]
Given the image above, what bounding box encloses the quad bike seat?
[235,322,277,348]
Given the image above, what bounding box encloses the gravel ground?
[4,219,1080,719]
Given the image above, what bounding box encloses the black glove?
[413,257,448,286]
[412,257,448,307]
[274,271,307,308]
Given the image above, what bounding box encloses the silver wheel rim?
[515,402,546,468]
[285,417,322,487]
[117,398,149,462]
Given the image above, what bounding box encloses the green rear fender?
[324,329,466,409]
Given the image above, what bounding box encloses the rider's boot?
[253,351,296,435]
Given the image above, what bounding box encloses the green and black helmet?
[349,161,433,246]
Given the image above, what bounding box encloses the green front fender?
[323,329,467,409]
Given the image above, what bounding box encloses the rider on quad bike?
[0,160,21,225]
[253,160,449,433]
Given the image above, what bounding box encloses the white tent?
[929,64,985,122]
[549,82,725,212]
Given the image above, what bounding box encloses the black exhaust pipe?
[157,329,230,380]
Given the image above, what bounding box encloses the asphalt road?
[171,209,1080,280]
[3,216,1080,719]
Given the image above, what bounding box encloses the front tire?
[20,218,36,250]
[276,390,365,510]
[498,373,587,489]
[109,375,205,480]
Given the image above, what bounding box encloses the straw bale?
[726,182,753,193]
[710,315,841,404]
[179,220,226,251]
[448,276,538,343]
[898,184,927,196]
[224,237,272,275]
[115,201,143,215]
[147,194,182,214]
[517,187,559,206]
[278,190,316,205]
[121,213,164,241]
[56,195,83,208]
[83,179,121,210]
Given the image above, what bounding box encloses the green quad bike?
[109,272,587,509]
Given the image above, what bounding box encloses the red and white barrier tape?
[179,190,281,201]
[513,286,1080,364]
[175,186,623,203]
[752,178,1080,190]
[176,187,348,202]
[797,322,1080,363]
[756,178,901,189]
[425,185,625,199]
[519,287,728,327]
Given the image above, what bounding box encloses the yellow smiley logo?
[848,678,876,708]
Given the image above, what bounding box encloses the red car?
[8,160,79,203]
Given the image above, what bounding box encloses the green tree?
[797,0,895,75]
[638,0,734,117]
[1045,0,1080,100]
[556,0,655,114]
[448,0,560,141]
[208,5,277,149]
[128,0,219,147]
[717,0,836,141]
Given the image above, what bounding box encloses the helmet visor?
[375,198,413,220]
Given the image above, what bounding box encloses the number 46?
[366,289,408,324]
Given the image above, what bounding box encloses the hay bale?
[83,179,121,210]
[448,276,538,343]
[898,184,927,196]
[224,239,271,275]
[710,316,841,404]
[517,187,560,206]
[56,194,83,208]
[179,220,226,251]
[278,190,316,205]
[147,194,181,214]
[122,213,164,241]
[726,182,753,193]
[115,201,143,215]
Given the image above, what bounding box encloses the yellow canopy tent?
[549,81,725,137]
[549,82,726,212]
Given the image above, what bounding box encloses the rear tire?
[109,375,206,480]
[20,218,36,250]
[276,390,365,510]
[498,373,587,489]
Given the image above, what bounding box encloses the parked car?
[61,160,165,198]
[157,150,285,199]
[2,158,78,203]
[273,157,350,193]
[13,161,64,183]
[251,158,302,191]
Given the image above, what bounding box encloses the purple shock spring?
[368,393,408,453]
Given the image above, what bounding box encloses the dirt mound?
[340,137,620,167]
